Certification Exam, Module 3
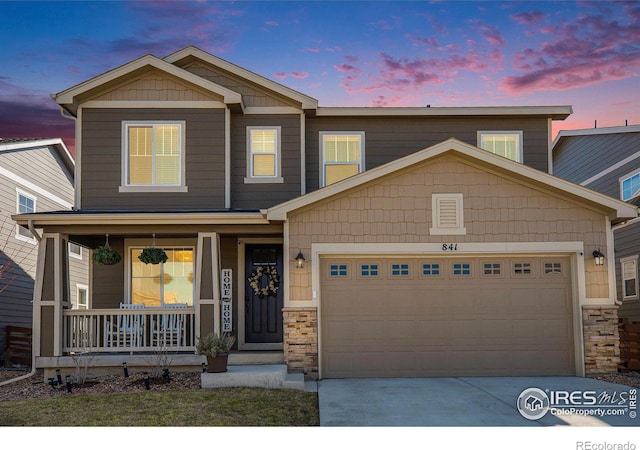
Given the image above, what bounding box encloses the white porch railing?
[63,308,196,353]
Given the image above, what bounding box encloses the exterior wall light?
[295,251,306,269]
[593,249,605,266]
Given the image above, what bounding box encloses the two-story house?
[553,125,640,323]
[0,138,88,365]
[13,46,636,380]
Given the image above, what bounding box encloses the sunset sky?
[1,0,639,154]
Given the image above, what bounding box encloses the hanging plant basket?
[139,247,168,265]
[92,235,122,265]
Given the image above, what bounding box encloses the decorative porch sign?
[221,269,232,332]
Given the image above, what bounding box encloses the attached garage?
[320,256,575,378]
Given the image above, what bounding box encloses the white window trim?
[15,188,36,244]
[621,255,639,300]
[124,238,196,307]
[319,131,365,187]
[76,284,89,310]
[618,169,640,201]
[430,193,466,235]
[477,130,523,163]
[244,126,283,184]
[119,121,187,193]
[69,242,83,260]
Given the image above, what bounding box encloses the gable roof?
[267,138,637,222]
[164,46,318,110]
[0,137,74,173]
[52,54,243,115]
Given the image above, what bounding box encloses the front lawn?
[0,388,319,426]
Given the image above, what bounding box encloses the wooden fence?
[619,320,640,372]
[5,326,32,366]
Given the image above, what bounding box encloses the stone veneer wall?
[283,308,318,379]
[582,306,620,374]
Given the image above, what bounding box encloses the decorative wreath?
[248,265,280,299]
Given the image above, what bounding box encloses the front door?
[244,244,284,343]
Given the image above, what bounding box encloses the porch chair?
[152,303,188,348]
[107,303,145,349]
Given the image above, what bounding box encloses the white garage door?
[320,256,575,378]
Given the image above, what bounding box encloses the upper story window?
[320,132,364,187]
[245,127,283,183]
[69,242,83,260]
[620,171,640,201]
[478,131,523,163]
[15,189,36,243]
[121,122,186,192]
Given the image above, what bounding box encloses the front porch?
[20,211,291,378]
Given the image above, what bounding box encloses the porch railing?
[63,308,196,353]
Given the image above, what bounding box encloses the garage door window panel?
[359,263,381,279]
[328,262,350,278]
[389,262,411,278]
[420,262,442,278]
[513,261,534,277]
[544,262,564,276]
[481,262,504,279]
[451,262,472,277]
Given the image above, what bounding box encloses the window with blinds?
[478,131,522,162]
[320,132,364,186]
[125,122,183,187]
[247,127,280,179]
[430,193,466,235]
[621,257,638,299]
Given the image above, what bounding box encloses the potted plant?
[92,235,121,265]
[196,332,236,373]
[138,247,168,265]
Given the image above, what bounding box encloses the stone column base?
[283,307,318,380]
[582,306,620,374]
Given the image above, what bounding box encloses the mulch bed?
[0,368,201,402]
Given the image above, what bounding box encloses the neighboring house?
[12,46,636,380]
[0,138,88,364]
[553,125,640,323]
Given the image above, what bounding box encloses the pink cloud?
[291,72,309,79]
[510,11,547,25]
[274,72,287,79]
[334,64,358,73]
[501,6,640,94]
[265,20,279,27]
[305,47,320,53]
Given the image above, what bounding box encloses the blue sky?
[1,0,639,152]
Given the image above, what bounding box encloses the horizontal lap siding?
[230,114,302,209]
[553,133,640,187]
[305,116,550,192]
[81,108,225,210]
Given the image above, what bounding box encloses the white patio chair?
[153,303,188,348]
[107,303,145,348]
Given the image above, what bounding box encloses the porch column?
[195,233,220,341]
[33,233,70,358]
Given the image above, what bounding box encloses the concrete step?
[201,364,306,391]
[227,351,284,365]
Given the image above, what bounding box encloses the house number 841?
[442,244,458,251]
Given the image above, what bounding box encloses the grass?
[0,388,319,426]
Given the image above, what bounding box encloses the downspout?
[27,219,42,243]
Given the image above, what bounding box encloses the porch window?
[245,127,282,183]
[320,132,364,187]
[477,131,522,162]
[15,189,36,243]
[75,284,88,310]
[121,122,186,191]
[130,247,194,307]
[621,256,638,299]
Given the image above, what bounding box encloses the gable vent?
[430,193,466,235]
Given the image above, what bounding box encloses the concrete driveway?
[318,377,639,426]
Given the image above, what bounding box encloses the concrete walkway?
[318,377,639,426]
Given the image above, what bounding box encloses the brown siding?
[40,305,54,357]
[305,116,550,192]
[81,108,226,211]
[199,237,213,299]
[91,237,125,309]
[230,114,302,209]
